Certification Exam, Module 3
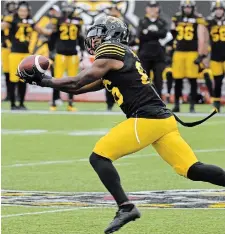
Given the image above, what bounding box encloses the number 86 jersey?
[172,12,207,52]
[95,42,172,119]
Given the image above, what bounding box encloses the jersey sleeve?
[95,43,126,61]
[196,16,207,26]
[3,15,13,24]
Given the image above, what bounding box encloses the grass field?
[1,102,225,234]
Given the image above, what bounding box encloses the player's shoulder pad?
[3,14,13,23]
[172,12,181,21]
[72,16,83,25]
[95,42,126,61]
[195,13,206,25]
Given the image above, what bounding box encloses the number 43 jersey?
[172,12,206,52]
[95,42,172,119]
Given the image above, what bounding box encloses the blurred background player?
[1,1,51,110]
[137,1,168,98]
[50,1,84,111]
[207,0,225,112]
[1,1,17,102]
[171,0,208,113]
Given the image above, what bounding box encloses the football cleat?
[172,105,180,113]
[67,105,77,112]
[104,205,141,234]
[50,106,57,111]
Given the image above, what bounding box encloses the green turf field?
[1,102,225,234]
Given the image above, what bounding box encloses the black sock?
[166,71,173,95]
[174,79,183,106]
[9,82,16,107]
[89,152,129,205]
[187,162,225,187]
[52,89,60,106]
[68,93,73,106]
[203,70,213,97]
[5,73,10,98]
[18,82,26,106]
[188,78,197,107]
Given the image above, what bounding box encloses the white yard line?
[1,109,225,117]
[1,207,99,218]
[2,148,225,168]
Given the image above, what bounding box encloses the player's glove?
[194,54,207,65]
[17,66,44,85]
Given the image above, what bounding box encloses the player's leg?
[188,78,197,113]
[90,116,176,233]
[152,61,165,97]
[67,55,79,111]
[2,47,10,101]
[162,66,173,103]
[152,129,225,186]
[210,60,224,112]
[186,52,199,113]
[51,54,65,110]
[172,51,185,112]
[9,53,23,110]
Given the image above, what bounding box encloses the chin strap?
[173,109,218,127]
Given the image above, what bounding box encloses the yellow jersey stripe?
[96,46,125,54]
[96,49,125,57]
[95,52,125,59]
[96,44,125,53]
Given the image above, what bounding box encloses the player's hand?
[194,55,207,65]
[16,66,44,85]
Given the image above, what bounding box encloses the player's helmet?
[17,1,32,12]
[180,0,196,15]
[61,1,75,18]
[84,16,129,55]
[211,0,225,12]
[147,0,160,8]
[5,1,17,14]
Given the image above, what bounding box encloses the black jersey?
[55,16,83,55]
[4,14,35,53]
[95,42,172,119]
[206,16,225,61]
[172,12,206,52]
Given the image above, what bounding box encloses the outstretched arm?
[40,58,123,93]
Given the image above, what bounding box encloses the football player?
[171,0,208,112]
[17,16,225,233]
[207,0,225,112]
[50,1,84,111]
[1,1,51,110]
[1,1,17,101]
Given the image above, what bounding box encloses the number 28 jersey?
[172,12,206,52]
[95,42,172,119]
[55,16,83,55]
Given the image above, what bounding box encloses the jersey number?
[176,25,194,41]
[15,26,33,42]
[60,25,78,40]
[103,80,123,106]
[211,26,225,42]
[135,61,150,84]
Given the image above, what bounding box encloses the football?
[18,55,50,75]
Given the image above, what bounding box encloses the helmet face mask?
[180,0,196,16]
[85,16,129,55]
[211,0,225,18]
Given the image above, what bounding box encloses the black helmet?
[147,0,160,8]
[180,0,196,15]
[85,16,129,55]
[211,0,225,12]
[61,1,75,18]
[17,1,32,12]
[5,1,17,14]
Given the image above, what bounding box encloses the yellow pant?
[1,47,10,73]
[172,51,199,79]
[210,60,225,76]
[93,116,198,177]
[9,52,30,82]
[54,54,79,78]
